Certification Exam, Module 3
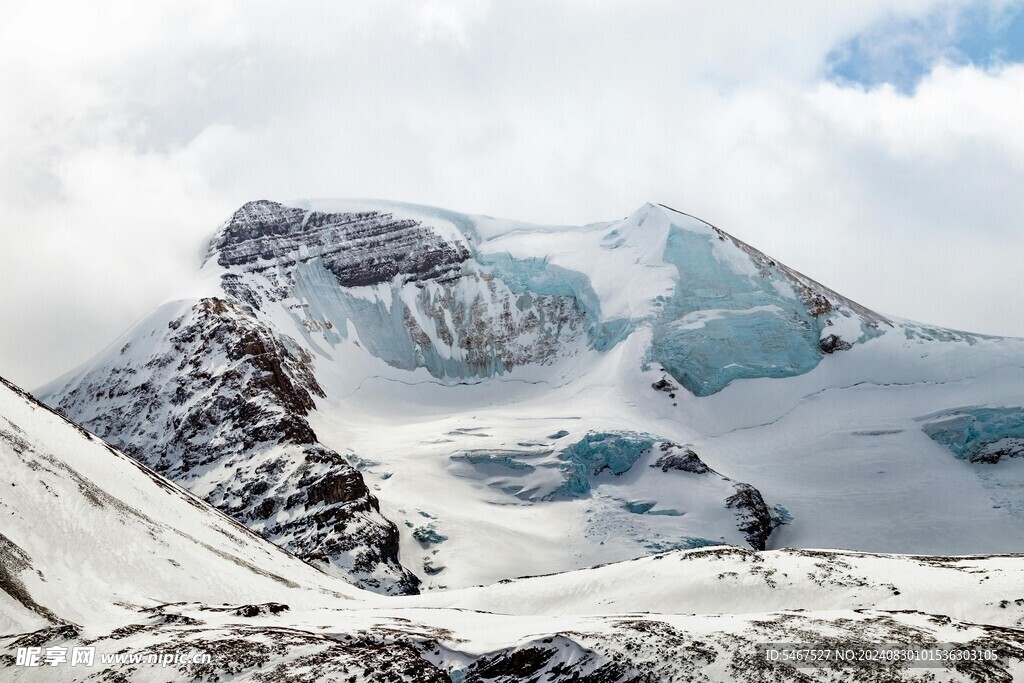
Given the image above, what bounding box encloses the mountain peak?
[207,199,471,289]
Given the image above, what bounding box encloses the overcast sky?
[1,0,1023,389]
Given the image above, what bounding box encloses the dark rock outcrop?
[652,442,710,474]
[819,333,852,354]
[44,298,419,595]
[233,603,290,617]
[651,377,677,393]
[652,443,775,551]
[725,484,773,552]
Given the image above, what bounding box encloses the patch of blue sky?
[826,0,1024,93]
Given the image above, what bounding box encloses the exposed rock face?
[43,298,419,595]
[464,635,636,683]
[0,531,63,627]
[819,333,852,354]
[210,200,471,289]
[652,443,710,474]
[232,603,290,617]
[971,439,1024,464]
[334,271,589,379]
[652,443,774,551]
[724,483,773,552]
[1,614,452,683]
[703,218,885,327]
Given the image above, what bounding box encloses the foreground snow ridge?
[6,198,1024,679]
[2,372,1023,680]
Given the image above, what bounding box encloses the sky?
[1,0,1022,389]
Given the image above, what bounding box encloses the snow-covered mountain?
[3,188,1024,679]
[37,199,1024,596]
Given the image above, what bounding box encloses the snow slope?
[4,370,1024,680]
[0,375,358,636]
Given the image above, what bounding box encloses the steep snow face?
[412,545,1024,624]
[0,376,355,635]
[38,299,419,595]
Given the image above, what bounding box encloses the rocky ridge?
[211,200,471,289]
[43,298,418,594]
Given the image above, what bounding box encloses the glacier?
[922,407,1024,463]
[551,432,658,498]
[650,226,824,396]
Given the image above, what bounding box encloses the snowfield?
[3,376,1023,680]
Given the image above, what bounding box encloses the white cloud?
[1,0,1021,388]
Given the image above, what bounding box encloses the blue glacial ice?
[289,257,598,380]
[413,525,448,547]
[648,227,825,397]
[285,218,863,395]
[644,537,724,552]
[624,500,685,516]
[549,432,658,498]
[479,252,633,352]
[922,407,1024,463]
[450,451,540,473]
